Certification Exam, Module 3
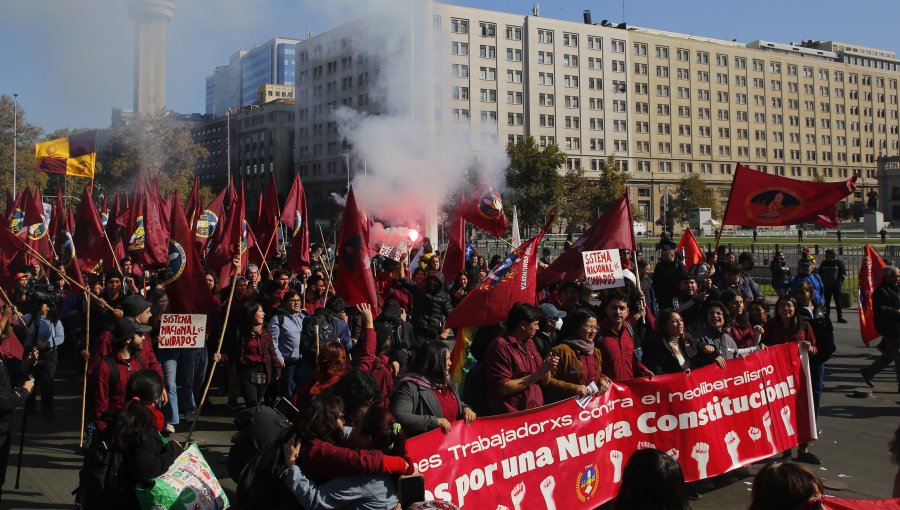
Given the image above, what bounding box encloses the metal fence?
[470,239,900,291]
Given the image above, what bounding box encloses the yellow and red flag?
[35,131,96,178]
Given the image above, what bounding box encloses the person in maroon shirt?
[483,303,559,415]
[596,291,654,382]
[222,301,279,408]
[91,317,149,431]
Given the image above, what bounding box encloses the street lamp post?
[12,93,17,196]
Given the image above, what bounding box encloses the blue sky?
[1,0,898,134]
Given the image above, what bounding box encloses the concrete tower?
[128,0,174,114]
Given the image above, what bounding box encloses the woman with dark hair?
[749,461,824,510]
[106,369,181,510]
[461,324,503,417]
[748,297,769,328]
[147,289,179,434]
[391,341,475,436]
[291,394,411,486]
[544,309,611,403]
[225,301,279,409]
[449,272,469,306]
[643,309,699,375]
[22,296,64,418]
[281,406,407,509]
[614,448,692,510]
[791,281,835,418]
[693,301,738,368]
[762,296,819,464]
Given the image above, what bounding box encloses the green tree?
[591,155,632,218]
[672,174,722,223]
[505,137,565,231]
[0,95,46,208]
[96,111,208,201]
[561,166,595,232]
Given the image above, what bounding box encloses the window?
[451,19,468,33]
[538,72,554,85]
[507,91,523,104]
[506,48,523,61]
[480,111,497,124]
[563,54,579,67]
[479,67,496,80]
[450,42,469,55]
[655,46,669,59]
[563,33,578,46]
[451,64,469,77]
[735,57,746,69]
[588,36,602,50]
[753,60,764,72]
[676,49,689,61]
[506,69,523,83]
[538,93,554,106]
[479,22,495,37]
[479,45,496,58]
[451,86,469,100]
[537,29,553,43]
[563,75,579,88]
[452,108,470,121]
[634,62,647,74]
[591,78,605,91]
[770,62,782,73]
[611,39,625,52]
[656,66,669,78]
[696,51,709,64]
[505,25,522,40]
[612,60,626,72]
[539,114,555,127]
[479,88,497,102]
[538,51,553,64]
[635,102,648,114]
[564,95,579,108]
[657,85,670,97]
[634,43,647,55]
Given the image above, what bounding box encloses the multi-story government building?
[294,3,900,230]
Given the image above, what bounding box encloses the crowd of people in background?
[0,227,896,509]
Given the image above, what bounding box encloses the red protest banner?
[407,343,815,509]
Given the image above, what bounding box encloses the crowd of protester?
[0,228,895,509]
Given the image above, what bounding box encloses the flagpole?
[19,243,114,312]
[624,191,645,325]
[187,254,240,443]
[79,290,90,448]
[103,233,123,272]
[714,164,740,255]
[318,224,335,307]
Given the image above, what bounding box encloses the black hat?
[122,294,151,318]
[127,316,152,334]
[112,317,137,340]
[105,269,124,281]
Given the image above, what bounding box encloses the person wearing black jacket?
[399,272,453,343]
[818,249,848,323]
[0,304,33,500]
[373,300,416,375]
[792,281,835,417]
[643,309,700,375]
[862,265,900,392]
[652,247,686,310]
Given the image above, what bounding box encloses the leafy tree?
[96,111,208,202]
[671,174,722,223]
[591,156,630,216]
[505,137,565,231]
[561,166,595,232]
[0,95,46,208]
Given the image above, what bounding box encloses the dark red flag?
[165,198,215,314]
[0,225,28,292]
[57,208,84,288]
[722,164,856,228]
[537,194,635,288]
[195,186,227,257]
[455,188,509,238]
[280,174,310,272]
[441,213,465,284]
[677,226,705,270]
[446,215,553,328]
[334,187,378,307]
[252,175,280,266]
[858,244,887,346]
[184,176,201,229]
[207,183,253,290]
[25,188,52,262]
[73,186,109,273]
[140,176,169,269]
[48,187,66,245]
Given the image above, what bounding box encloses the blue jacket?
[21,314,64,350]
[268,308,307,363]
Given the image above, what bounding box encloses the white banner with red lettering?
[407,343,817,509]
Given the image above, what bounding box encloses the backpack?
[75,437,129,510]
[103,353,145,388]
[299,313,340,359]
[236,443,283,509]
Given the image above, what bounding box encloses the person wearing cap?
[790,260,824,306]
[10,272,31,312]
[534,303,566,358]
[90,317,150,432]
[86,295,165,402]
[672,273,718,333]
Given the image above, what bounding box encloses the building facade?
[294,3,900,230]
[191,99,296,216]
[205,38,300,117]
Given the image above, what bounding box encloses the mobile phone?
[273,397,299,422]
[399,474,425,508]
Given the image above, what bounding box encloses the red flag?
[252,175,280,266]
[446,215,553,328]
[858,244,887,346]
[207,183,253,290]
[824,497,900,510]
[334,187,378,307]
[184,176,200,229]
[0,225,28,291]
[441,213,465,284]
[105,192,126,268]
[280,174,310,272]
[722,164,856,228]
[455,188,508,238]
[195,186,227,257]
[165,198,215,314]
[73,186,109,273]
[140,176,169,269]
[48,187,66,245]
[56,208,84,288]
[676,226,705,270]
[537,194,635,288]
[22,187,45,229]
[25,188,52,262]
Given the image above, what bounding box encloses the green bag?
[135,442,230,510]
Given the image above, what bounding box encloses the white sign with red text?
[158,314,207,348]
[582,249,624,289]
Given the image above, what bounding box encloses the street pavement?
[2,308,898,509]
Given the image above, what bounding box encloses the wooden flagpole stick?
[259,218,280,263]
[79,290,90,448]
[103,233,122,272]
[20,243,115,312]
[0,287,27,326]
[714,164,740,256]
[187,256,240,443]
[318,224,335,307]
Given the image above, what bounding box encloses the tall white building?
[128,0,175,114]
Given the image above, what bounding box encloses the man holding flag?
[861,265,900,393]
